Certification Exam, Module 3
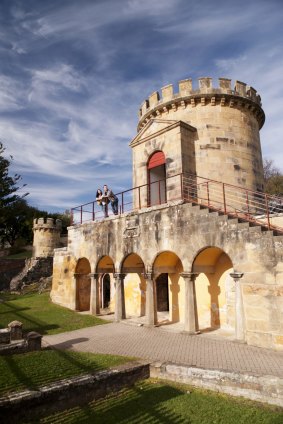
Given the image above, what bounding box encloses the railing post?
[70,209,73,226]
[246,191,250,216]
[92,202,95,221]
[80,205,83,224]
[222,183,227,214]
[122,192,124,214]
[265,194,271,229]
[138,186,141,209]
[206,182,210,205]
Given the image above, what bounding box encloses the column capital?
[230,272,244,281]
[142,272,153,280]
[89,273,100,278]
[180,272,199,281]
[114,273,126,280]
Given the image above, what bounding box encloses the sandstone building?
[50,77,283,350]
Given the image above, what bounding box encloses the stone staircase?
[186,201,283,252]
[10,257,53,291]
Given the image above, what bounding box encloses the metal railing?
[70,173,283,233]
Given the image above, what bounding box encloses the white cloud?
[31,64,85,92]
[0,75,27,112]
[1,0,283,211]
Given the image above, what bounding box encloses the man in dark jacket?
[103,185,119,215]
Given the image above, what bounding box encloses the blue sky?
[0,0,282,212]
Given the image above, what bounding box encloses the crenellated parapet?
[33,218,62,258]
[33,217,62,231]
[138,77,264,131]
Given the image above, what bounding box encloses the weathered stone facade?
[51,77,283,351]
[136,77,264,193]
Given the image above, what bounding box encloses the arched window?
[147,151,166,206]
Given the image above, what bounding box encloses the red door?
[148,152,166,206]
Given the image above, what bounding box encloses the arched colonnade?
[74,247,244,338]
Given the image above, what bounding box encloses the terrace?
[71,173,283,233]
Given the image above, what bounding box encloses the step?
[273,235,283,243]
[248,226,263,234]
[238,222,250,230]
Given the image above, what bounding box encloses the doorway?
[102,274,111,309]
[156,273,169,311]
[148,151,166,206]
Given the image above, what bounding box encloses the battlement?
[33,217,62,230]
[138,77,263,130]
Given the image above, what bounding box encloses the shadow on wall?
[193,247,233,332]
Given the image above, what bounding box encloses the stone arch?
[192,246,233,332]
[121,253,146,318]
[96,255,115,312]
[96,255,115,274]
[152,251,184,324]
[147,150,166,206]
[75,257,91,311]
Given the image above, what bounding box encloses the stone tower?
[130,77,265,207]
[33,218,62,258]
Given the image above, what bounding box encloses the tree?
[263,158,283,196]
[0,142,28,209]
[0,141,28,247]
[0,141,71,248]
[0,199,31,246]
[49,210,71,234]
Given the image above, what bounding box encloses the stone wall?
[51,201,283,350]
[0,361,150,421]
[150,362,283,407]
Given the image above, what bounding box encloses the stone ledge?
[0,360,150,421]
[150,362,283,407]
[68,199,185,230]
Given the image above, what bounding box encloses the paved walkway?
[43,322,283,378]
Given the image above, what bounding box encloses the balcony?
[71,173,283,233]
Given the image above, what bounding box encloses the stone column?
[114,273,126,322]
[89,273,100,315]
[26,332,42,351]
[143,272,157,326]
[230,272,245,342]
[181,272,199,334]
[8,321,23,340]
[72,273,79,310]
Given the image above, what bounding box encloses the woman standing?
[96,188,108,218]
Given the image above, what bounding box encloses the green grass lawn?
[0,349,132,396]
[0,292,108,335]
[35,379,283,424]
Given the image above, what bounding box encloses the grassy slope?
[0,350,132,396]
[0,292,108,335]
[38,380,283,424]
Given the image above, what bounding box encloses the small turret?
[33,218,62,257]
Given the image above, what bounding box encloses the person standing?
[96,188,108,218]
[103,185,119,215]
[96,187,109,218]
